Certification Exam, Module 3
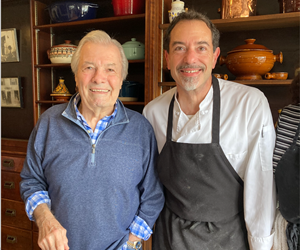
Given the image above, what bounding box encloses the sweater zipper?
[91,144,96,165]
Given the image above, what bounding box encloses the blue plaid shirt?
[25,94,152,249]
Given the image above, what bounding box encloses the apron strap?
[166,95,175,141]
[292,122,300,145]
[212,76,220,143]
[166,76,221,143]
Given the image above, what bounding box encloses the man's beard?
[180,75,200,91]
[177,64,206,91]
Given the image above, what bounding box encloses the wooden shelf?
[36,100,69,104]
[159,79,293,87]
[121,101,145,105]
[233,79,293,85]
[159,12,300,32]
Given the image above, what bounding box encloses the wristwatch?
[127,240,142,249]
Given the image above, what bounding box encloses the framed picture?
[1,77,23,108]
[1,28,19,63]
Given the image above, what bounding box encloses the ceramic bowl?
[46,2,98,23]
[219,39,283,80]
[265,72,288,80]
[213,73,228,80]
[122,38,145,60]
[47,40,77,64]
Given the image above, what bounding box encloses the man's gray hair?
[164,10,220,53]
[71,30,128,80]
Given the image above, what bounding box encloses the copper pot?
[221,0,257,18]
[219,39,283,80]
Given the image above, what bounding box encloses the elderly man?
[143,10,276,250]
[20,30,164,250]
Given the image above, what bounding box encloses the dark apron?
[275,122,300,224]
[275,122,300,250]
[153,77,249,250]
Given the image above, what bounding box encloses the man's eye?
[198,46,206,51]
[82,66,95,73]
[108,68,115,72]
[174,47,184,51]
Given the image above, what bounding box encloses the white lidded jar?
[169,0,185,22]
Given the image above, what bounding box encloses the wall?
[1,0,34,139]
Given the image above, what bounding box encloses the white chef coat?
[143,78,276,250]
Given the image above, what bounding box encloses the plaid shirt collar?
[73,93,118,144]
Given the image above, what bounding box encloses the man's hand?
[34,203,69,250]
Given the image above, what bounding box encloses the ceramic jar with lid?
[122,38,145,60]
[219,38,283,80]
[169,0,185,22]
[47,40,77,64]
[50,77,72,101]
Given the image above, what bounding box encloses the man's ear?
[164,50,170,70]
[212,47,221,69]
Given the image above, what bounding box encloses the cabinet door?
[1,199,32,230]
[2,156,25,173]
[1,225,32,250]
[2,171,23,202]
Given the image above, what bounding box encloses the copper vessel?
[279,0,300,12]
[219,39,283,80]
[221,0,257,18]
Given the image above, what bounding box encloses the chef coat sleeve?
[244,94,276,250]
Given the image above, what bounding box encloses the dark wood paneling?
[1,0,34,139]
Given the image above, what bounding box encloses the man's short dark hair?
[163,10,220,53]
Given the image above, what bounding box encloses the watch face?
[135,241,142,249]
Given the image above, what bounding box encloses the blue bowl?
[46,2,99,23]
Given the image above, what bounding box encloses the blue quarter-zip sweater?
[20,95,165,250]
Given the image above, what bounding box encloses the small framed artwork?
[1,77,23,108]
[1,28,20,63]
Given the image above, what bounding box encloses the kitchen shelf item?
[46,1,99,23]
[220,0,257,19]
[122,38,145,60]
[265,72,288,80]
[112,0,145,16]
[47,40,77,64]
[50,77,72,101]
[219,38,283,80]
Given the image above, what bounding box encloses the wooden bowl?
[219,39,283,80]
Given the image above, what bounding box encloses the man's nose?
[183,48,197,64]
[92,68,107,83]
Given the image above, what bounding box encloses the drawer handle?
[6,235,17,244]
[2,159,15,168]
[5,208,16,217]
[4,181,15,189]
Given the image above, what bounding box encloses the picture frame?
[1,28,20,63]
[1,77,23,108]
